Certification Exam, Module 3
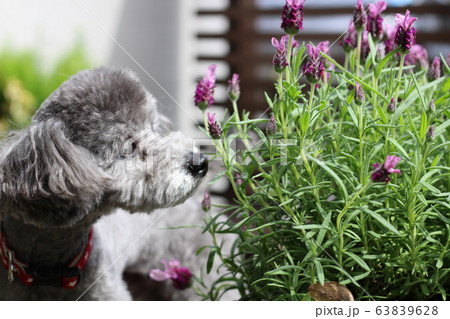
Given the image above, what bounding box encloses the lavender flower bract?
[281,0,305,35]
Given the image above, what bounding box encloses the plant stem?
[337,181,372,266]
[285,35,294,83]
[394,53,406,103]
[355,31,362,77]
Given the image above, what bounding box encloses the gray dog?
[0,67,216,300]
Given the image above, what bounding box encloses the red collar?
[0,223,93,289]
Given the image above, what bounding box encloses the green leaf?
[300,112,310,133]
[419,111,428,140]
[388,137,411,161]
[208,170,227,185]
[206,248,216,274]
[436,258,443,269]
[308,156,348,202]
[344,251,370,272]
[359,207,400,235]
[377,105,388,124]
[375,47,401,77]
[314,259,325,285]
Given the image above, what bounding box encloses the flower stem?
[355,31,362,77]
[285,35,294,83]
[394,53,406,102]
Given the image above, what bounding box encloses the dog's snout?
[186,152,208,177]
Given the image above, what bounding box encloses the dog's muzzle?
[186,152,208,178]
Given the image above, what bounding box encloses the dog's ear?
[0,120,111,227]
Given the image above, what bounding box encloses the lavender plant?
[195,1,450,301]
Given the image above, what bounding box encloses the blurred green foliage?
[0,42,92,131]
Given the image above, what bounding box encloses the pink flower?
[394,10,417,52]
[150,259,193,290]
[234,173,243,185]
[353,0,367,32]
[366,1,387,41]
[194,64,217,111]
[384,23,396,54]
[266,114,277,136]
[371,155,402,183]
[201,191,211,212]
[404,44,429,69]
[303,43,324,84]
[281,0,305,35]
[271,36,289,73]
[340,20,357,53]
[227,73,240,102]
[427,57,441,81]
[207,113,222,139]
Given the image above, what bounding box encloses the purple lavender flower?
[201,191,211,212]
[371,155,402,183]
[207,113,222,139]
[353,0,367,32]
[429,99,436,113]
[150,259,192,290]
[426,125,435,141]
[387,98,396,113]
[360,30,370,60]
[228,73,240,102]
[266,114,277,136]
[427,57,441,81]
[384,23,396,54]
[404,44,429,69]
[355,82,365,104]
[271,36,289,73]
[303,43,325,84]
[340,20,357,53]
[394,10,417,53]
[281,0,305,35]
[194,64,217,111]
[234,173,243,185]
[366,1,387,41]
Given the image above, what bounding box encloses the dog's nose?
[186,152,208,177]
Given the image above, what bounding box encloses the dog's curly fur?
[0,67,218,300]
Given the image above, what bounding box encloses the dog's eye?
[131,141,137,153]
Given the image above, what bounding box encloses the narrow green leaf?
[206,248,216,274]
[344,251,370,271]
[375,47,401,77]
[208,170,227,185]
[387,137,411,161]
[314,259,325,285]
[360,207,400,235]
[308,156,348,202]
[419,111,428,140]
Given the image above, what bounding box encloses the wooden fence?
[196,0,450,115]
